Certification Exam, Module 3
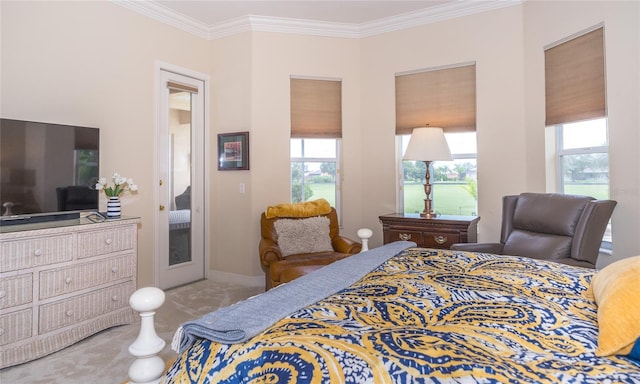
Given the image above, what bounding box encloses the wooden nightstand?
[379,213,479,249]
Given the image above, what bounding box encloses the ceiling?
[154,1,455,25]
[117,0,520,40]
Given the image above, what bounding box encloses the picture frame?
[217,131,250,170]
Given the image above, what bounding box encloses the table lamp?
[403,126,452,218]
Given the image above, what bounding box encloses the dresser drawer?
[386,229,424,245]
[39,254,136,299]
[0,235,73,272]
[0,274,33,310]
[422,232,460,249]
[380,214,479,250]
[39,281,134,333]
[0,309,32,346]
[77,227,135,259]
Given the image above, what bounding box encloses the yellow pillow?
[265,198,332,219]
[591,255,640,357]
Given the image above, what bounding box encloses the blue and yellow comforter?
[165,248,640,383]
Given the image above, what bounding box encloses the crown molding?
[209,15,362,40]
[114,0,522,41]
[359,0,522,37]
[114,0,211,39]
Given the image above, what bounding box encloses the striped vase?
[107,196,121,218]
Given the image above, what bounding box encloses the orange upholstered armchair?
[259,200,362,290]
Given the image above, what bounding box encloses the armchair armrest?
[259,238,284,268]
[450,242,505,254]
[332,235,362,254]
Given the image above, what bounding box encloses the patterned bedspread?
[165,248,640,383]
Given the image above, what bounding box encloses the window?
[394,63,477,216]
[556,118,611,242]
[290,138,340,209]
[545,25,610,244]
[399,132,477,216]
[290,77,342,211]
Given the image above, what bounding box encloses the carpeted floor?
[0,279,263,384]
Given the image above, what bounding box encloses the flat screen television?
[0,119,100,225]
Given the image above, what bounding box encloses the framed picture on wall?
[217,131,249,170]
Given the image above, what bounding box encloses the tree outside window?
[400,132,478,216]
[290,139,339,209]
[557,118,611,242]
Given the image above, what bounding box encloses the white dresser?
[0,217,140,368]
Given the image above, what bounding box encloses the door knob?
[159,205,165,211]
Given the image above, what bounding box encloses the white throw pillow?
[274,216,333,257]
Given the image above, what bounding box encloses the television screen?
[0,119,99,222]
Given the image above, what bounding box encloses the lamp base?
[421,162,438,219]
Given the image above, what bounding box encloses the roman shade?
[395,63,476,135]
[545,27,606,126]
[290,78,342,138]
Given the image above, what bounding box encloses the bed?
[161,242,640,383]
[169,209,191,265]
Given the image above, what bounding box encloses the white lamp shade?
[403,127,452,161]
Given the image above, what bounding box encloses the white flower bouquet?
[95,173,139,198]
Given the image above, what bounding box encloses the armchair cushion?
[266,198,332,219]
[274,216,333,257]
[510,193,590,236]
[502,230,572,261]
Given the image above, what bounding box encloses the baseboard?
[208,269,264,288]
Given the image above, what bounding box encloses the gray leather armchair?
[450,193,616,268]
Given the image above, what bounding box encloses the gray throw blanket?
[171,241,415,353]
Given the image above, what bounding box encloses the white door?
[157,68,206,289]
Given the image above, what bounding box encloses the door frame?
[154,61,210,288]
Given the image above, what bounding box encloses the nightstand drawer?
[386,230,424,244]
[422,232,460,249]
[380,213,479,250]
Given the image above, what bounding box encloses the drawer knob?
[111,266,119,273]
[65,277,73,284]
[399,233,412,241]
[111,295,119,302]
[65,310,73,317]
[0,328,4,336]
[105,238,113,245]
[33,249,43,257]
[434,235,448,245]
[0,290,5,299]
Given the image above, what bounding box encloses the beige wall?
[359,5,528,244]
[1,1,210,285]
[208,32,363,278]
[522,0,640,266]
[2,1,638,285]
[207,32,254,277]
